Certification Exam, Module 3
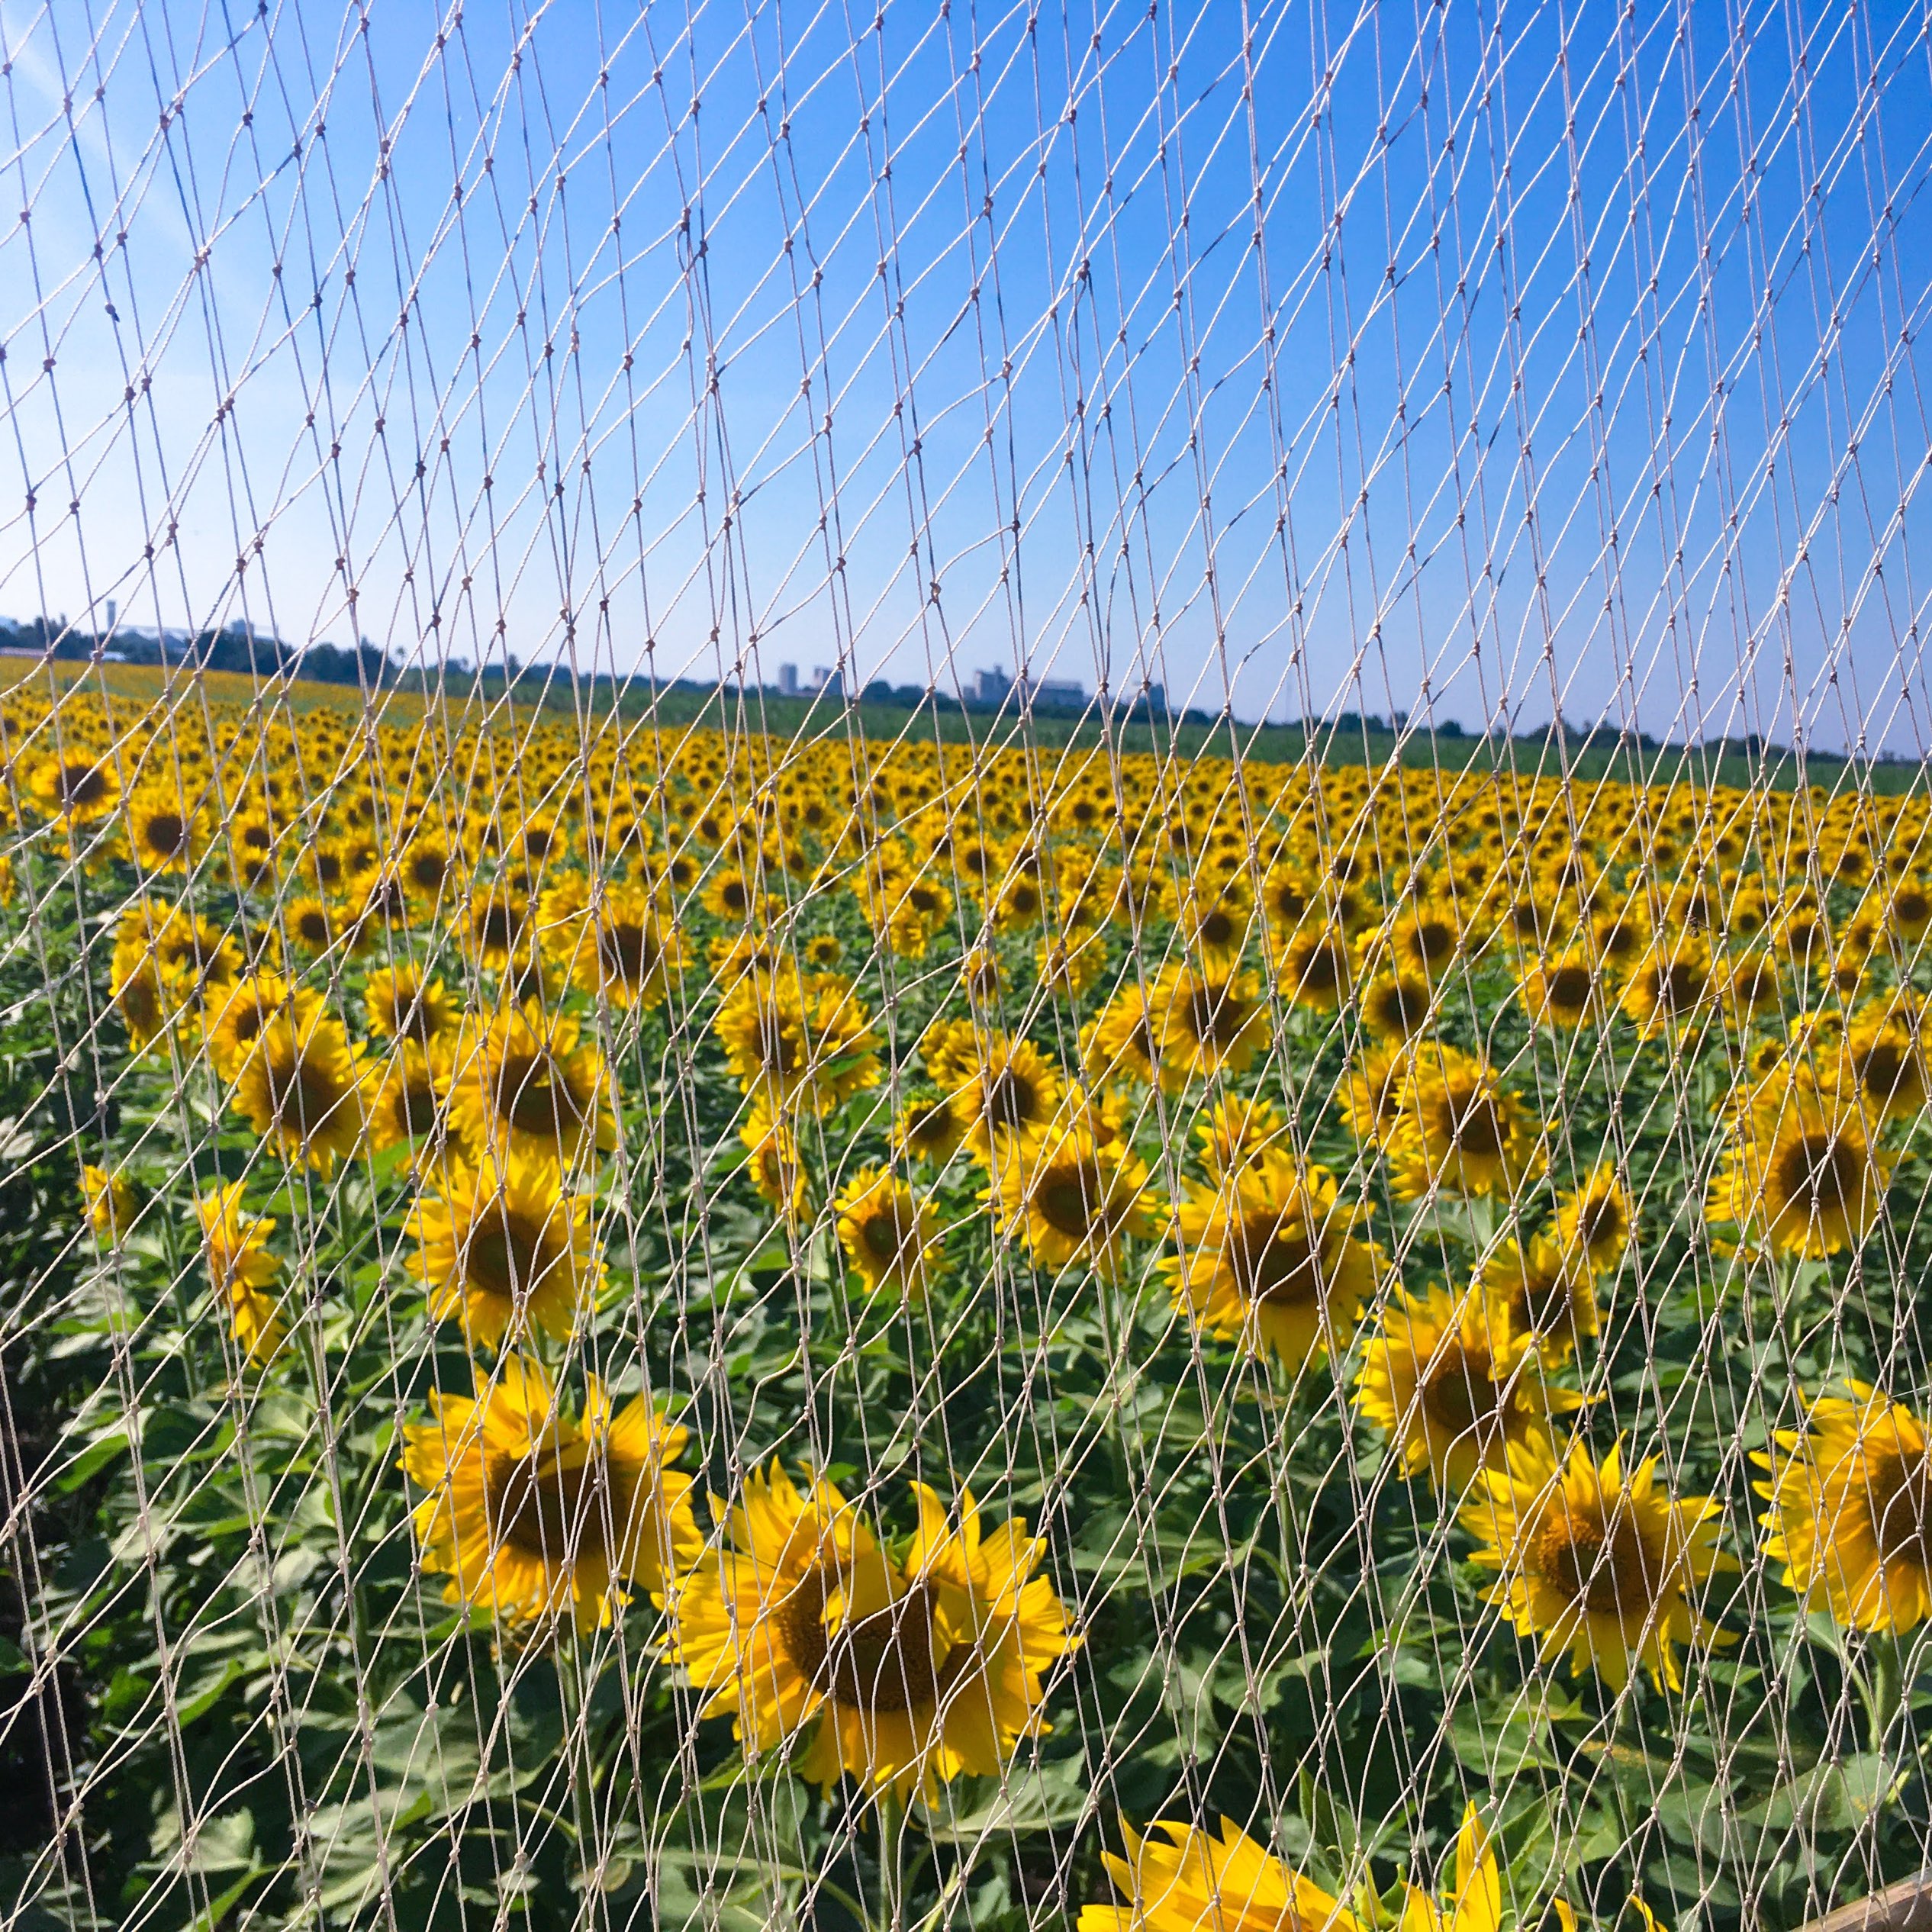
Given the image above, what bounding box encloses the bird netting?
[2,3,1930,1930]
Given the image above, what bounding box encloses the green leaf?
[57,1421,130,1490]
[914,1754,1090,1843]
[1737,1753,1901,1836]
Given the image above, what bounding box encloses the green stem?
[877,1789,906,1931]
[1862,1626,1912,1756]
[557,1633,604,1872]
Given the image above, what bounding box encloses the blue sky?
[1,0,1928,749]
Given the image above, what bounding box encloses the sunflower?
[1460,1436,1733,1691]
[1705,1066,1892,1258]
[111,958,172,1048]
[1554,1163,1632,1276]
[952,1033,1066,1166]
[990,1119,1155,1282]
[835,1167,942,1302]
[1840,998,1932,1123]
[1355,1286,1582,1493]
[1338,1045,1410,1150]
[401,1356,700,1631]
[1399,1806,1502,1932]
[196,1182,286,1367]
[1166,1152,1377,1370]
[1759,1384,1932,1634]
[1359,965,1437,1044]
[1146,958,1268,1089]
[366,1042,452,1161]
[80,1164,137,1241]
[1474,1235,1601,1364]
[467,884,532,968]
[1035,932,1106,1002]
[1077,1814,1361,1932]
[740,1100,810,1222]
[1620,932,1715,1036]
[1386,1046,1544,1201]
[229,1008,368,1173]
[448,1002,616,1167]
[1277,919,1356,1013]
[124,781,201,874]
[364,964,456,1048]
[400,834,461,906]
[408,1149,603,1348]
[891,1090,968,1166]
[1084,984,1164,1088]
[203,971,322,1081]
[1192,1093,1287,1180]
[279,894,346,958]
[1371,894,1465,984]
[1518,952,1605,1029]
[572,885,684,1009]
[29,752,121,824]
[713,970,882,1117]
[669,1466,1076,1801]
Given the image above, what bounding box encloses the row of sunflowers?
[3,675,1932,1931]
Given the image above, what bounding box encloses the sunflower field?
[2,669,1931,1932]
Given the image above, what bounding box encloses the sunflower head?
[1354,1286,1582,1494]
[1078,1814,1360,1932]
[891,1090,968,1167]
[408,1149,603,1349]
[836,1167,942,1302]
[1386,1046,1544,1203]
[196,1182,285,1367]
[669,1467,1076,1801]
[1476,1234,1602,1366]
[449,1001,617,1168]
[990,1118,1156,1283]
[1554,1163,1633,1277]
[1460,1436,1734,1690]
[1705,1065,1892,1259]
[1166,1153,1378,1371]
[80,1164,137,1241]
[1760,1385,1932,1634]
[402,1357,700,1631]
[365,964,456,1047]
[230,1009,368,1173]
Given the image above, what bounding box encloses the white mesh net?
[2,5,1930,1931]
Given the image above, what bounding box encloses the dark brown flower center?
[1866,1449,1932,1565]
[1447,1090,1509,1160]
[1543,964,1594,1013]
[484,1444,617,1565]
[264,1046,348,1138]
[1535,1507,1658,1616]
[1234,1213,1323,1309]
[494,1048,591,1141]
[1184,980,1251,1051]
[600,918,659,986]
[1420,1341,1505,1444]
[1773,1128,1862,1222]
[771,1567,956,1715]
[463,1202,556,1301]
[983,1064,1038,1135]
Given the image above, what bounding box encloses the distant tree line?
[0,615,407,690]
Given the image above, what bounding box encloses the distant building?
[811,665,842,697]
[777,662,800,696]
[1030,676,1085,706]
[971,664,1085,707]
